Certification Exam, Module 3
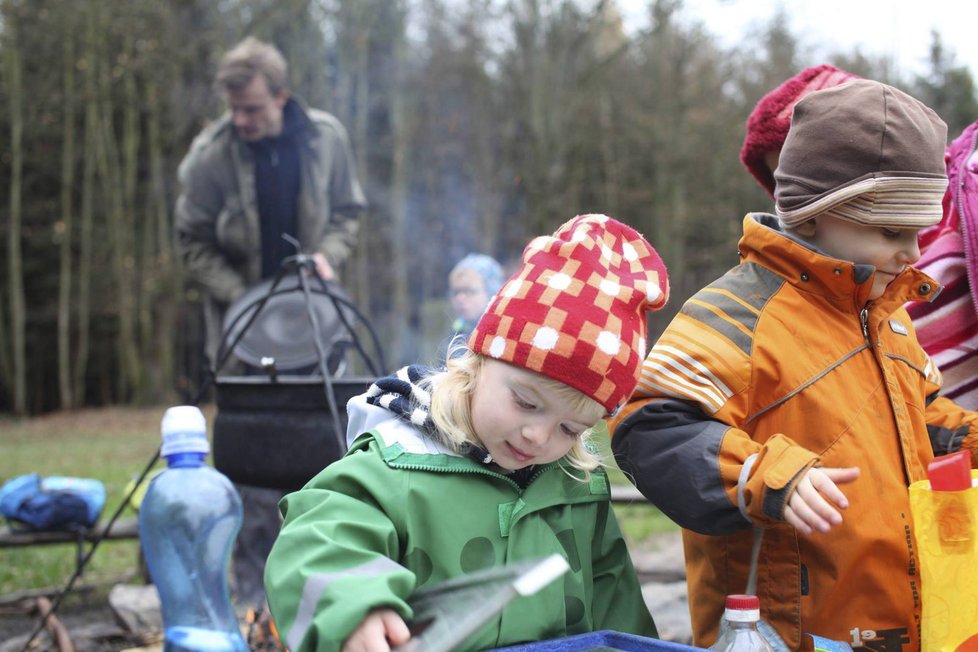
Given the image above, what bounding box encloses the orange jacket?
[611,215,978,651]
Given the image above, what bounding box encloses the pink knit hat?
[468,214,669,415]
[740,65,860,197]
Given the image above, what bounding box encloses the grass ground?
[0,405,676,597]
[0,406,172,595]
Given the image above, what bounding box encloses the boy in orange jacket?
[610,79,978,651]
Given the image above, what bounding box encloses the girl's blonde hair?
[422,348,606,480]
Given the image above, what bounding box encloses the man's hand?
[342,608,410,652]
[311,252,335,281]
[784,466,861,535]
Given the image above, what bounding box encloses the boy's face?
[449,269,490,323]
[469,359,599,471]
[805,214,922,300]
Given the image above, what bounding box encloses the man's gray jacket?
[174,100,366,366]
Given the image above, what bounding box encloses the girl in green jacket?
[264,214,669,651]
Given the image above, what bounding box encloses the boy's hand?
[342,608,411,652]
[783,466,861,535]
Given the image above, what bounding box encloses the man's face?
[225,75,287,142]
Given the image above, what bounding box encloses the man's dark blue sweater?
[250,99,304,279]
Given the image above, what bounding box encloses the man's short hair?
[216,37,288,95]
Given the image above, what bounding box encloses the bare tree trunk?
[598,94,620,216]
[120,24,144,400]
[388,8,409,366]
[58,28,78,409]
[143,78,176,399]
[73,1,99,403]
[350,11,372,357]
[329,0,378,370]
[93,42,139,399]
[4,15,27,415]
[0,280,9,388]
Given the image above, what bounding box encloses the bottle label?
[724,608,760,622]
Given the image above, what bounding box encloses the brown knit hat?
[775,79,948,228]
[469,214,669,415]
[741,65,859,197]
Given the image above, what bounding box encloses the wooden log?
[0,518,139,548]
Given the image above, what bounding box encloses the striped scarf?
[364,365,495,465]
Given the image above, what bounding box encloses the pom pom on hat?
[740,65,859,197]
[468,214,669,415]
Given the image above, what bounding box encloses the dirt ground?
[0,590,158,652]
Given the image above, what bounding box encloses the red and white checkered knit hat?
[468,214,669,415]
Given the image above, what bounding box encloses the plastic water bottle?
[139,406,248,652]
[710,595,775,652]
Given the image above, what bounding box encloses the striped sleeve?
[633,262,783,423]
[612,263,821,529]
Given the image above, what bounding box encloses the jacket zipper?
[387,461,532,493]
[859,307,870,344]
[387,459,568,496]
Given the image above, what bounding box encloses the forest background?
[2,0,977,415]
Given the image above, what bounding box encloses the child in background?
[611,79,978,650]
[908,120,978,408]
[739,64,858,198]
[448,253,505,340]
[265,214,668,651]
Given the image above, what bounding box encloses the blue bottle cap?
[160,406,210,458]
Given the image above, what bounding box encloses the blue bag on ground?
[0,473,106,531]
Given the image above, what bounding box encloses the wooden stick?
[35,596,75,652]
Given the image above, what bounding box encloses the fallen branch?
[35,596,74,652]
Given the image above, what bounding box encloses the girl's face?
[805,214,922,300]
[469,359,598,471]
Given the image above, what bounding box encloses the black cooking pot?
[212,375,373,491]
[220,275,357,373]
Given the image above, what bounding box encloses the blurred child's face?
[469,359,598,471]
[805,214,922,300]
[449,270,490,323]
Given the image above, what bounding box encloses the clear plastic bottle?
[139,406,248,652]
[710,595,775,652]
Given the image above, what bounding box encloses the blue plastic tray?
[491,630,703,651]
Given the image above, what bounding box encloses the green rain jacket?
[264,393,657,652]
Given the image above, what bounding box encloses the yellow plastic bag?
[909,470,978,652]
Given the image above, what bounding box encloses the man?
[176,36,366,370]
[174,36,367,611]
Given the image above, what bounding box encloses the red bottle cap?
[725,594,760,610]
[928,450,972,491]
